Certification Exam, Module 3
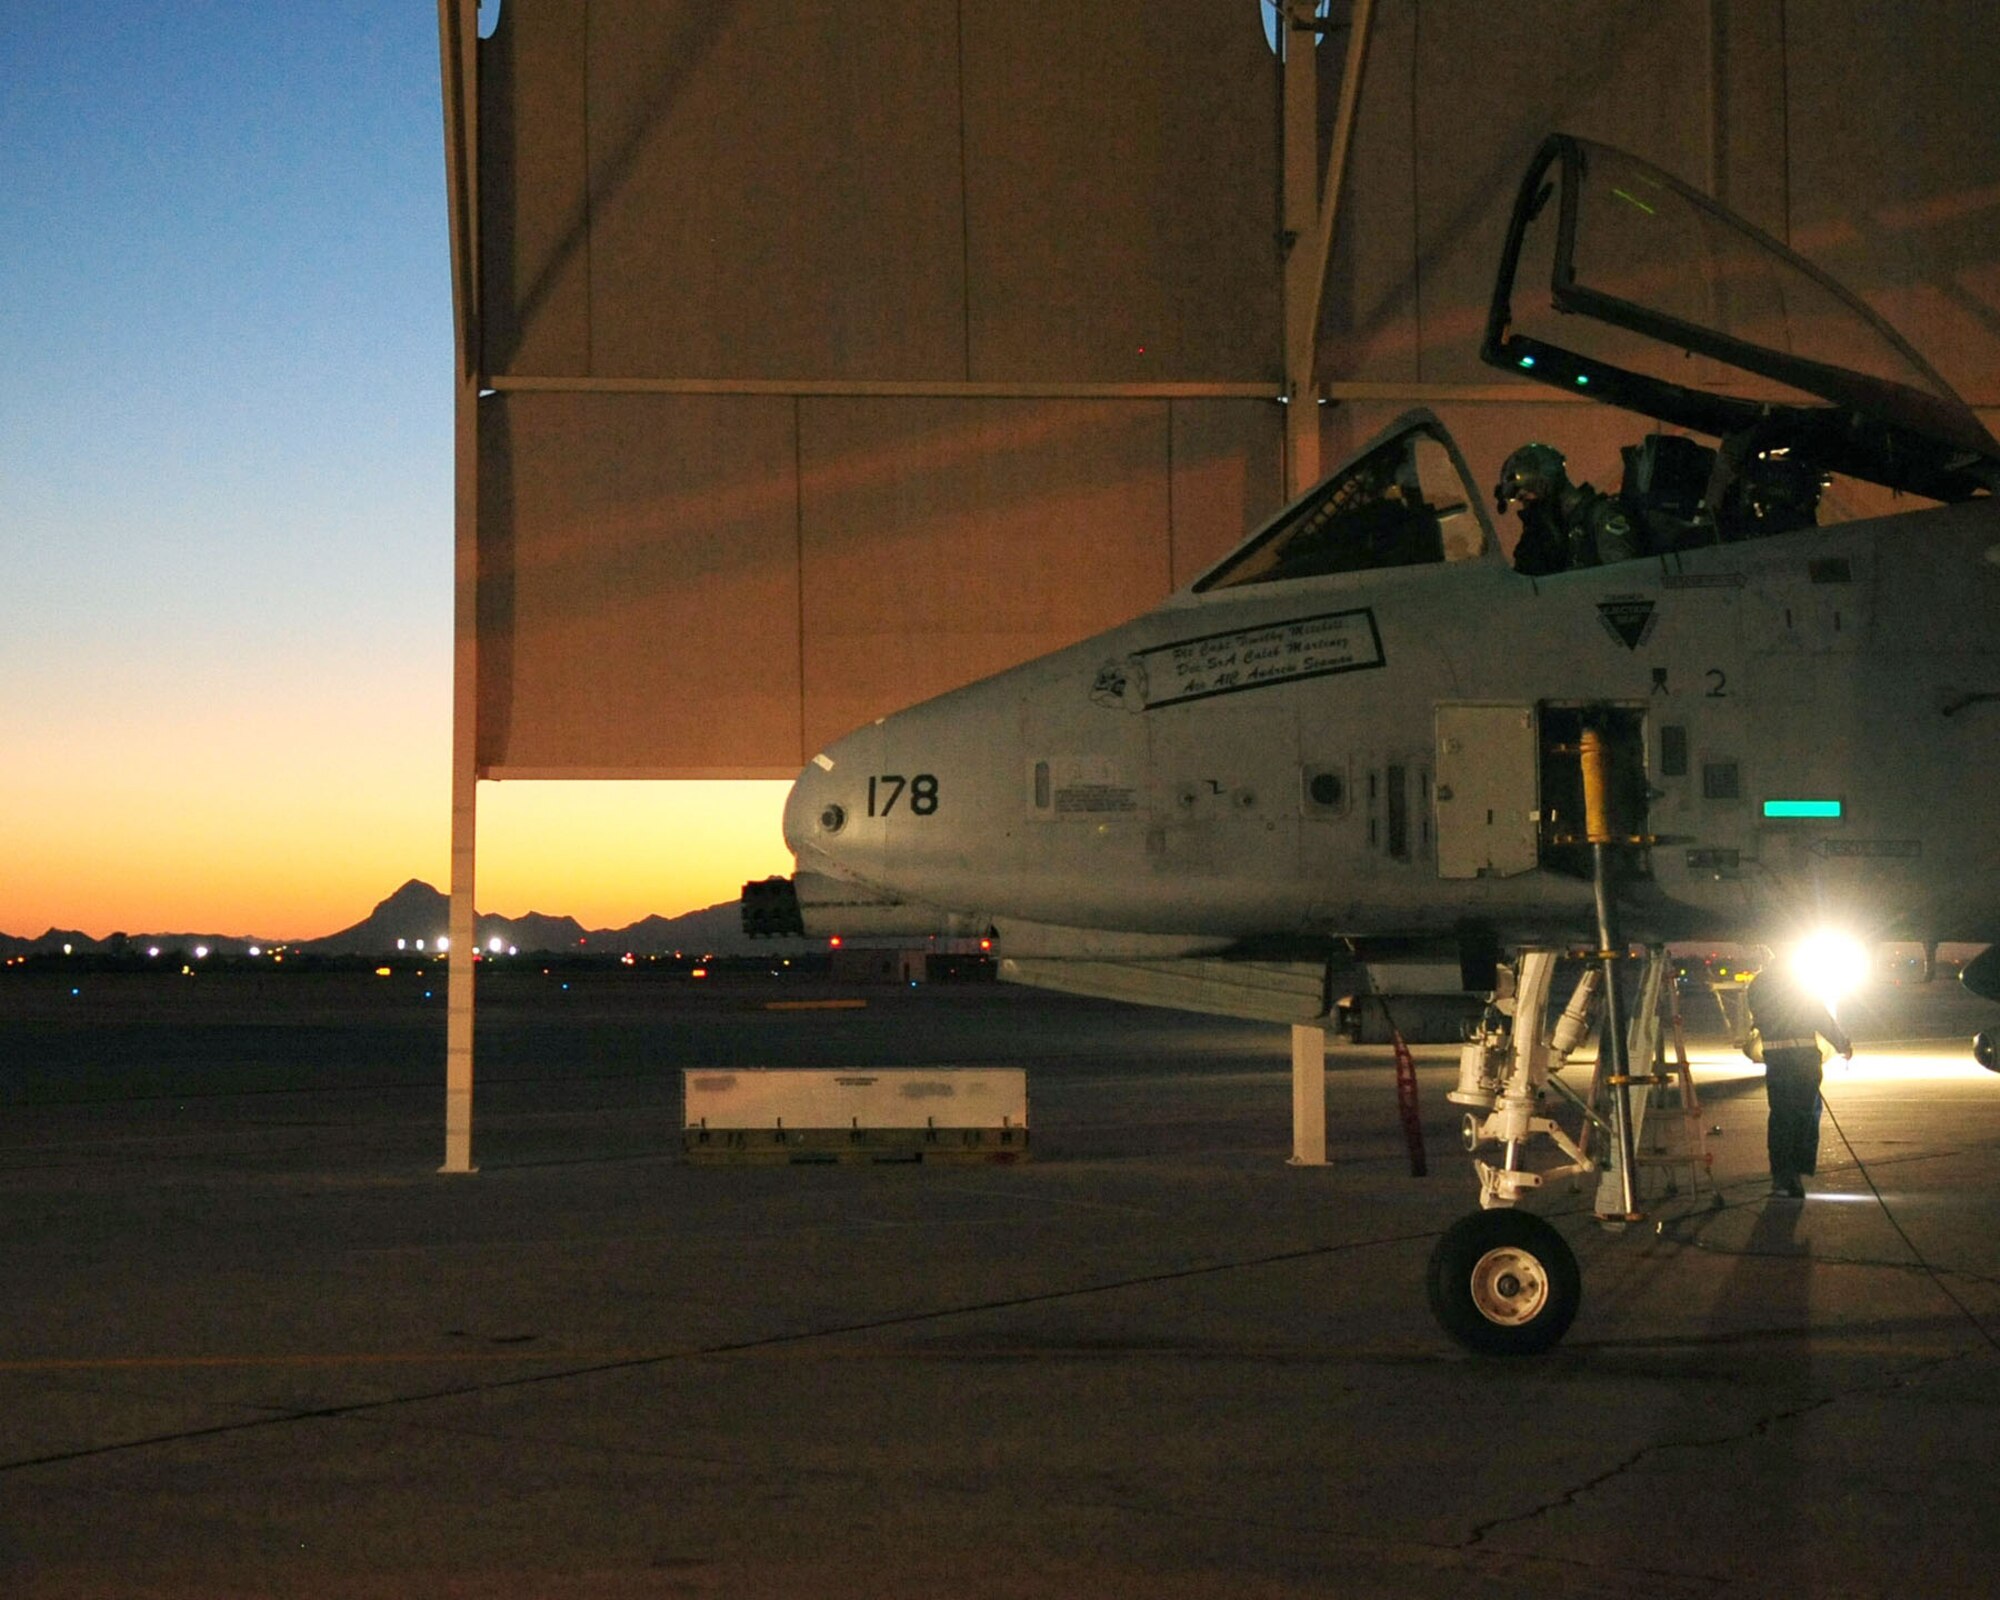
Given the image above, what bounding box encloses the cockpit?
[1195,421,1490,592]
[1193,134,1997,596]
[1483,135,1999,522]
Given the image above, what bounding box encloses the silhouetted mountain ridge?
[1,880,805,958]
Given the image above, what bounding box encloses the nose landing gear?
[1427,1207,1581,1355]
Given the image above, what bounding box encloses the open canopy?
[1483,134,2000,502]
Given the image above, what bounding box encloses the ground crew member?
[1494,442,1642,574]
[1747,959,1854,1198]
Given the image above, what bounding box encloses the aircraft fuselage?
[784,500,2000,958]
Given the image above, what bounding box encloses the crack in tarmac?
[1458,1350,1975,1558]
[0,1228,1444,1476]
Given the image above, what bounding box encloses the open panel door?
[1434,704,1538,880]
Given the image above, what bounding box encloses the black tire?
[1427,1208,1581,1356]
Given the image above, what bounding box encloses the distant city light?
[508,945,518,957]
[397,938,407,951]
[248,946,261,957]
[436,937,450,952]
[194,946,209,959]
[148,946,160,958]
[375,966,393,978]
[487,936,504,953]
[415,939,426,951]
[62,943,72,955]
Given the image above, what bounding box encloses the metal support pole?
[1290,1023,1328,1165]
[1280,1,1322,497]
[439,0,481,1174]
[1582,727,1641,1219]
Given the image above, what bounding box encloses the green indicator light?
[1519,355,1536,368]
[1763,798,1842,819]
[1575,374,1590,386]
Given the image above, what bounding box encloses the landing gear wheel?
[1427,1209,1580,1355]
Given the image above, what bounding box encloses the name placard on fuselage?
[1131,609,1384,710]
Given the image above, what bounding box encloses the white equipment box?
[682,1068,1029,1164]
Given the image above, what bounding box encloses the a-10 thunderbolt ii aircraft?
[744,135,2000,1353]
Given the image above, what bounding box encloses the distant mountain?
[300,879,453,954]
[300,879,810,958]
[0,926,265,959]
[3,879,815,961]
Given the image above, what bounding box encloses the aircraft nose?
[782,757,839,858]
[782,726,884,878]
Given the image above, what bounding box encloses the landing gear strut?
[1429,721,1657,1354]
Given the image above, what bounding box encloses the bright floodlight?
[436,937,449,952]
[1789,929,1870,1009]
[488,936,504,953]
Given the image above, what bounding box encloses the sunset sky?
[1,4,792,939]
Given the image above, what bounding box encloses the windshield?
[1197,419,1489,592]
[1485,136,1999,501]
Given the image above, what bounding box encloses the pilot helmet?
[1494,442,1569,512]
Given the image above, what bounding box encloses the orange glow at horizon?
[2,759,795,942]
[474,780,793,930]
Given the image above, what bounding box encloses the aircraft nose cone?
[783,758,842,859]
[783,726,884,876]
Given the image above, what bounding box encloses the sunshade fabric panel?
[476,393,804,776]
[797,398,1178,754]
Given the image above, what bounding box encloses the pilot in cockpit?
[1495,442,1642,575]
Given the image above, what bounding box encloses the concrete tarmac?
[2,965,1998,1597]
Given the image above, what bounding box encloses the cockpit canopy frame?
[1483,134,2000,503]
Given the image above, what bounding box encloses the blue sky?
[0,5,788,936]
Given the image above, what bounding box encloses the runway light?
[1789,929,1870,1009]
